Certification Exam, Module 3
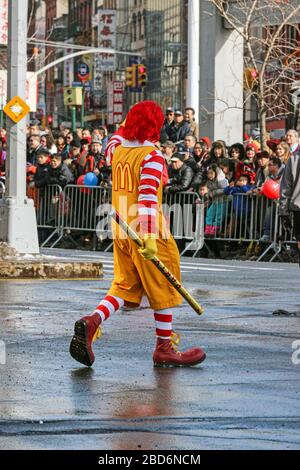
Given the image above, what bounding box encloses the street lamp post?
[0,0,39,254]
[187,0,200,120]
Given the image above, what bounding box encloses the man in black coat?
[165,153,194,194]
[27,134,44,165]
[160,107,175,143]
[166,110,191,143]
[47,154,74,188]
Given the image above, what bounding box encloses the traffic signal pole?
[72,107,76,132]
[81,88,85,128]
[0,0,39,253]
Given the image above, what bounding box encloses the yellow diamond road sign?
[4,96,30,123]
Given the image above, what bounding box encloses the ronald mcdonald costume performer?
[69,101,206,368]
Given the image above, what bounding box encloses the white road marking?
[181,267,235,273]
[180,261,284,271]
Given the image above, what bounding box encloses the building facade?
[116,0,187,112]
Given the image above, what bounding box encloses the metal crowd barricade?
[163,191,204,254]
[259,207,298,262]
[33,184,64,247]
[202,192,278,244]
[0,181,5,199]
[52,187,204,255]
[62,184,112,232]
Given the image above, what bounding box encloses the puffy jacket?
[223,184,253,215]
[168,163,194,193]
[206,168,229,198]
[46,163,74,188]
[34,162,50,189]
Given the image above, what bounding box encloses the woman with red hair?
[70,101,206,369]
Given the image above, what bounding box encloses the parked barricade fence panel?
[32,184,64,247]
[203,193,278,243]
[0,181,5,199]
[63,185,112,233]
[162,192,204,254]
[31,184,296,262]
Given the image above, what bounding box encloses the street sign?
[77,62,90,82]
[108,81,124,125]
[0,0,8,45]
[3,95,30,123]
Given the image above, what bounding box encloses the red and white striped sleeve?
[138,149,164,236]
[105,127,125,166]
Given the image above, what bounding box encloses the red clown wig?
[122,100,164,143]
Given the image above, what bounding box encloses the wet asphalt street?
[0,249,300,450]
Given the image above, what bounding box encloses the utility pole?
[0,0,39,254]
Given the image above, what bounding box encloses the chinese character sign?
[108,82,124,125]
[97,10,116,71]
[113,81,124,125]
[0,0,8,45]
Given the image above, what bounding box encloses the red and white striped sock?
[93,295,125,323]
[154,308,173,340]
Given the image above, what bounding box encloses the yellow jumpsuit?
[108,143,182,311]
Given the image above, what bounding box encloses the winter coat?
[168,163,194,193]
[280,153,300,214]
[34,162,50,190]
[223,184,253,216]
[160,121,174,143]
[186,120,199,140]
[183,156,198,174]
[46,163,74,189]
[235,160,256,185]
[206,168,228,199]
[27,144,44,165]
[167,121,191,143]
[255,166,269,188]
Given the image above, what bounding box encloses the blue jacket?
[223,185,253,215]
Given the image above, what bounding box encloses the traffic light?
[47,115,53,126]
[125,65,136,88]
[137,64,147,88]
[63,87,83,106]
[244,67,259,90]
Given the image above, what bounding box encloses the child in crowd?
[204,164,229,237]
[223,175,254,237]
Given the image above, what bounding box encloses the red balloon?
[261,179,280,199]
[77,174,91,194]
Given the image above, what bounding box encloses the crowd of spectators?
[0,108,299,254]
[158,108,298,242]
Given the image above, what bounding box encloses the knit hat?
[199,136,212,148]
[245,142,259,153]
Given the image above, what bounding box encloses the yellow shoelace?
[170,331,181,351]
[92,326,102,343]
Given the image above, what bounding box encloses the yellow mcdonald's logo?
[114,162,133,192]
